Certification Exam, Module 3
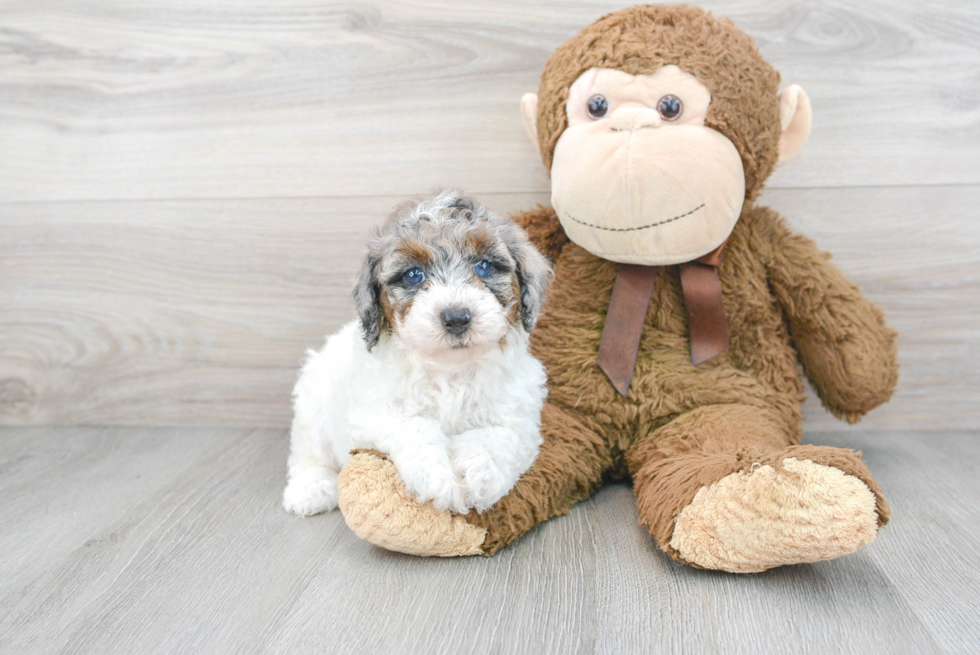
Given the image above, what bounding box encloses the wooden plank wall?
[1,0,978,429]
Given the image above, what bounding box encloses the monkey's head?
[521,4,811,265]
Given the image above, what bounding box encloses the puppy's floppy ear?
[352,247,387,351]
[448,194,475,213]
[503,223,552,333]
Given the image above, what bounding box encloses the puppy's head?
[353,191,552,362]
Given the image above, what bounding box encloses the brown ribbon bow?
[596,243,729,396]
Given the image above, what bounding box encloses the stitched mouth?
[561,203,705,232]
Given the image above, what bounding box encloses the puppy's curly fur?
[283,191,552,516]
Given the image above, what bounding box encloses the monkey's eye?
[403,268,426,286]
[587,94,609,119]
[473,260,493,278]
[657,95,683,121]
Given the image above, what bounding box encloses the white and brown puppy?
[283,191,552,517]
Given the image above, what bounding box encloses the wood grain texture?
[1,427,977,653]
[2,3,977,652]
[1,0,979,203]
[3,186,978,428]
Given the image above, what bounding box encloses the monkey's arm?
[511,206,570,263]
[752,207,898,423]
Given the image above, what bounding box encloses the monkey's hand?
[337,450,488,557]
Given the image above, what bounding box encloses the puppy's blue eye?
[473,260,492,278]
[404,268,425,286]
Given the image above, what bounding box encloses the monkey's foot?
[337,450,487,557]
[669,452,884,573]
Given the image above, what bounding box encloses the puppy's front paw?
[283,467,339,516]
[397,454,467,514]
[455,447,511,513]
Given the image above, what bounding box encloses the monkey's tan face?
[550,66,745,265]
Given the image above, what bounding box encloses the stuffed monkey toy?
[335,4,898,572]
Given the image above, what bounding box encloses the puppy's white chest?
[398,373,501,436]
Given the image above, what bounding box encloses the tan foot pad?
[669,458,878,573]
[337,451,487,557]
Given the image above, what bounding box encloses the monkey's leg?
[337,402,613,556]
[626,404,889,573]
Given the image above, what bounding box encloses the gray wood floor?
[1,427,978,655]
[2,1,980,653]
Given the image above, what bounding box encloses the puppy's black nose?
[441,308,471,336]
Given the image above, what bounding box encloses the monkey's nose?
[441,308,471,336]
[609,107,661,131]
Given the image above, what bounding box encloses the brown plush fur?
[338,5,899,568]
[464,203,896,558]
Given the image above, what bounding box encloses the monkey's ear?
[352,250,386,351]
[520,93,539,146]
[776,85,812,166]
